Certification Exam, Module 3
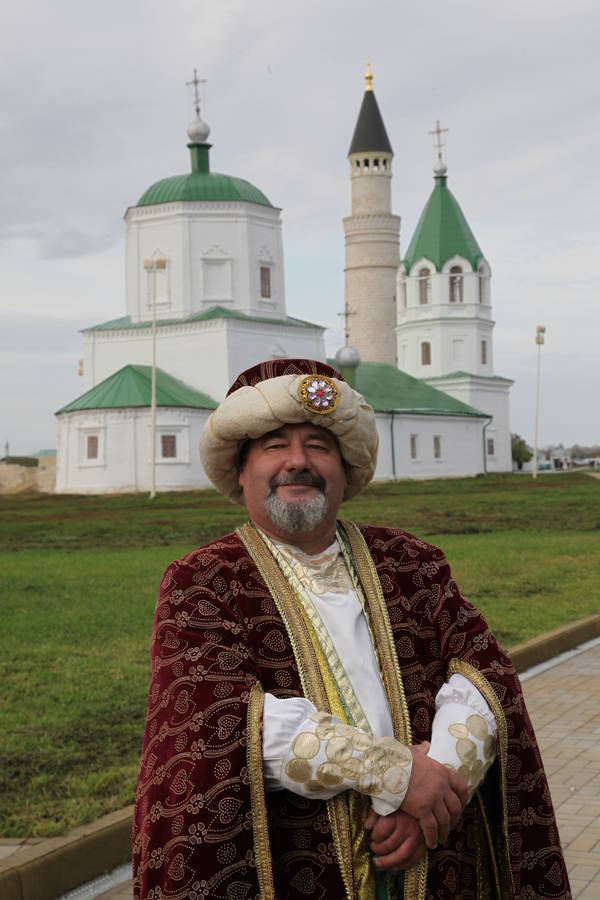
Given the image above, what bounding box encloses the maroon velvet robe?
[132,525,571,899]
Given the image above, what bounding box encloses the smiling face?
[237,423,348,553]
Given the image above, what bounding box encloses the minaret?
[343,64,400,365]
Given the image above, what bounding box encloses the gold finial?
[365,60,373,91]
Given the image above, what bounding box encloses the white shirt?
[261,536,497,814]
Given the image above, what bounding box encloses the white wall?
[56,407,212,494]
[426,375,512,472]
[124,202,285,323]
[373,412,486,480]
[81,318,326,402]
[396,256,494,378]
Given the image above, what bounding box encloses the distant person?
[133,359,571,899]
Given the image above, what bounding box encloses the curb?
[509,612,600,674]
[2,613,600,900]
[0,807,133,900]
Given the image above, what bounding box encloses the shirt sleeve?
[262,693,412,815]
[427,673,498,797]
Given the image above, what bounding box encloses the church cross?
[338,305,356,343]
[429,119,449,167]
[186,68,206,118]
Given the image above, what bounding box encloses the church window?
[364,158,369,169]
[382,159,387,171]
[373,158,379,171]
[487,438,495,456]
[161,434,177,459]
[401,280,407,309]
[410,434,418,460]
[481,340,487,365]
[450,266,463,303]
[86,435,98,460]
[260,266,271,299]
[433,435,442,459]
[418,268,431,305]
[421,342,431,366]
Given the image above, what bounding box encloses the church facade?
[55,71,511,494]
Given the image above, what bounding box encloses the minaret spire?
[428,119,449,176]
[365,60,373,92]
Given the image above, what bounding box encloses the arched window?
[421,342,431,366]
[478,270,485,304]
[481,340,487,365]
[401,280,407,309]
[418,268,431,305]
[449,266,463,303]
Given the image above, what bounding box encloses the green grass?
[1,473,599,837]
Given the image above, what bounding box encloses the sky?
[1,0,599,455]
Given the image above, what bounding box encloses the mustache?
[269,471,326,493]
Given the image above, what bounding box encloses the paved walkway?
[35,641,600,899]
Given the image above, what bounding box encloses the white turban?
[200,372,378,504]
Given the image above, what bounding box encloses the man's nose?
[284,441,311,470]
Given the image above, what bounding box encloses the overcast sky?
[1,0,599,455]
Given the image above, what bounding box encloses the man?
[133,359,571,899]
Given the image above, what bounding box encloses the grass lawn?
[1,473,599,837]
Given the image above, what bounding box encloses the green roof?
[57,365,217,414]
[137,172,273,208]
[136,142,273,208]
[403,175,484,274]
[82,306,323,334]
[429,371,514,384]
[329,360,488,418]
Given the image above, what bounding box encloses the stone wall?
[0,458,56,494]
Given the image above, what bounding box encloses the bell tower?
[343,64,400,365]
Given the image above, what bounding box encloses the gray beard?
[264,490,328,534]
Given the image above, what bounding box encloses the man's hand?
[365,809,426,871]
[400,742,468,849]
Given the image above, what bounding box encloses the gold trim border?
[247,682,276,899]
[448,658,515,898]
[237,524,355,900]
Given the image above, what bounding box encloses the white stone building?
[342,68,513,474]
[56,71,512,494]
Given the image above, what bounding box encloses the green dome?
[403,174,484,274]
[137,171,273,208]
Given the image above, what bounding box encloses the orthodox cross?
[186,68,206,118]
[338,305,356,343]
[429,119,449,168]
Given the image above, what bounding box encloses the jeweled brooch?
[298,375,340,415]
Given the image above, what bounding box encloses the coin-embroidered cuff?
[280,711,412,811]
[428,701,497,798]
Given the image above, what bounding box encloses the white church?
[55,69,512,493]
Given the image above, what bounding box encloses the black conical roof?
[348,90,393,156]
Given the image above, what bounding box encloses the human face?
[238,423,348,553]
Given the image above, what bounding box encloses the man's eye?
[307,443,328,451]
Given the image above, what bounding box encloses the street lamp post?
[533,325,546,480]
[143,255,167,499]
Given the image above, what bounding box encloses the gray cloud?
[1,0,599,451]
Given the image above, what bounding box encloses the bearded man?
[132,359,571,900]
